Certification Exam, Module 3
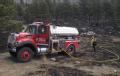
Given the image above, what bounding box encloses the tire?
[9,51,17,57]
[17,47,34,62]
[66,45,76,56]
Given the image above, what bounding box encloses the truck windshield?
[25,25,37,34]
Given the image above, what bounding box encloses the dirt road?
[0,52,120,76]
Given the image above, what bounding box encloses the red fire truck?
[7,22,80,62]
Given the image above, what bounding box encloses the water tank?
[50,25,79,35]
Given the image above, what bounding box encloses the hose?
[63,46,120,63]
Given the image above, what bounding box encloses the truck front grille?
[8,33,16,45]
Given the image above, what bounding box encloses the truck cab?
[7,22,80,62]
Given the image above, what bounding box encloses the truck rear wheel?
[66,45,75,56]
[17,47,34,62]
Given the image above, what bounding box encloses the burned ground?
[0,35,120,76]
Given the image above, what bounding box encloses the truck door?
[37,25,49,45]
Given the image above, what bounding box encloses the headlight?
[14,42,20,46]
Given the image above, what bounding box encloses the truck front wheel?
[17,47,34,62]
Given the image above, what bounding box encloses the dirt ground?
[0,35,120,76]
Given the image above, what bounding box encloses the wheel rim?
[21,50,30,61]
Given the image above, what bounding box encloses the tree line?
[0,0,120,32]
[0,0,120,33]
[0,0,120,50]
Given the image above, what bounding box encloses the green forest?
[0,0,120,31]
[0,0,120,49]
